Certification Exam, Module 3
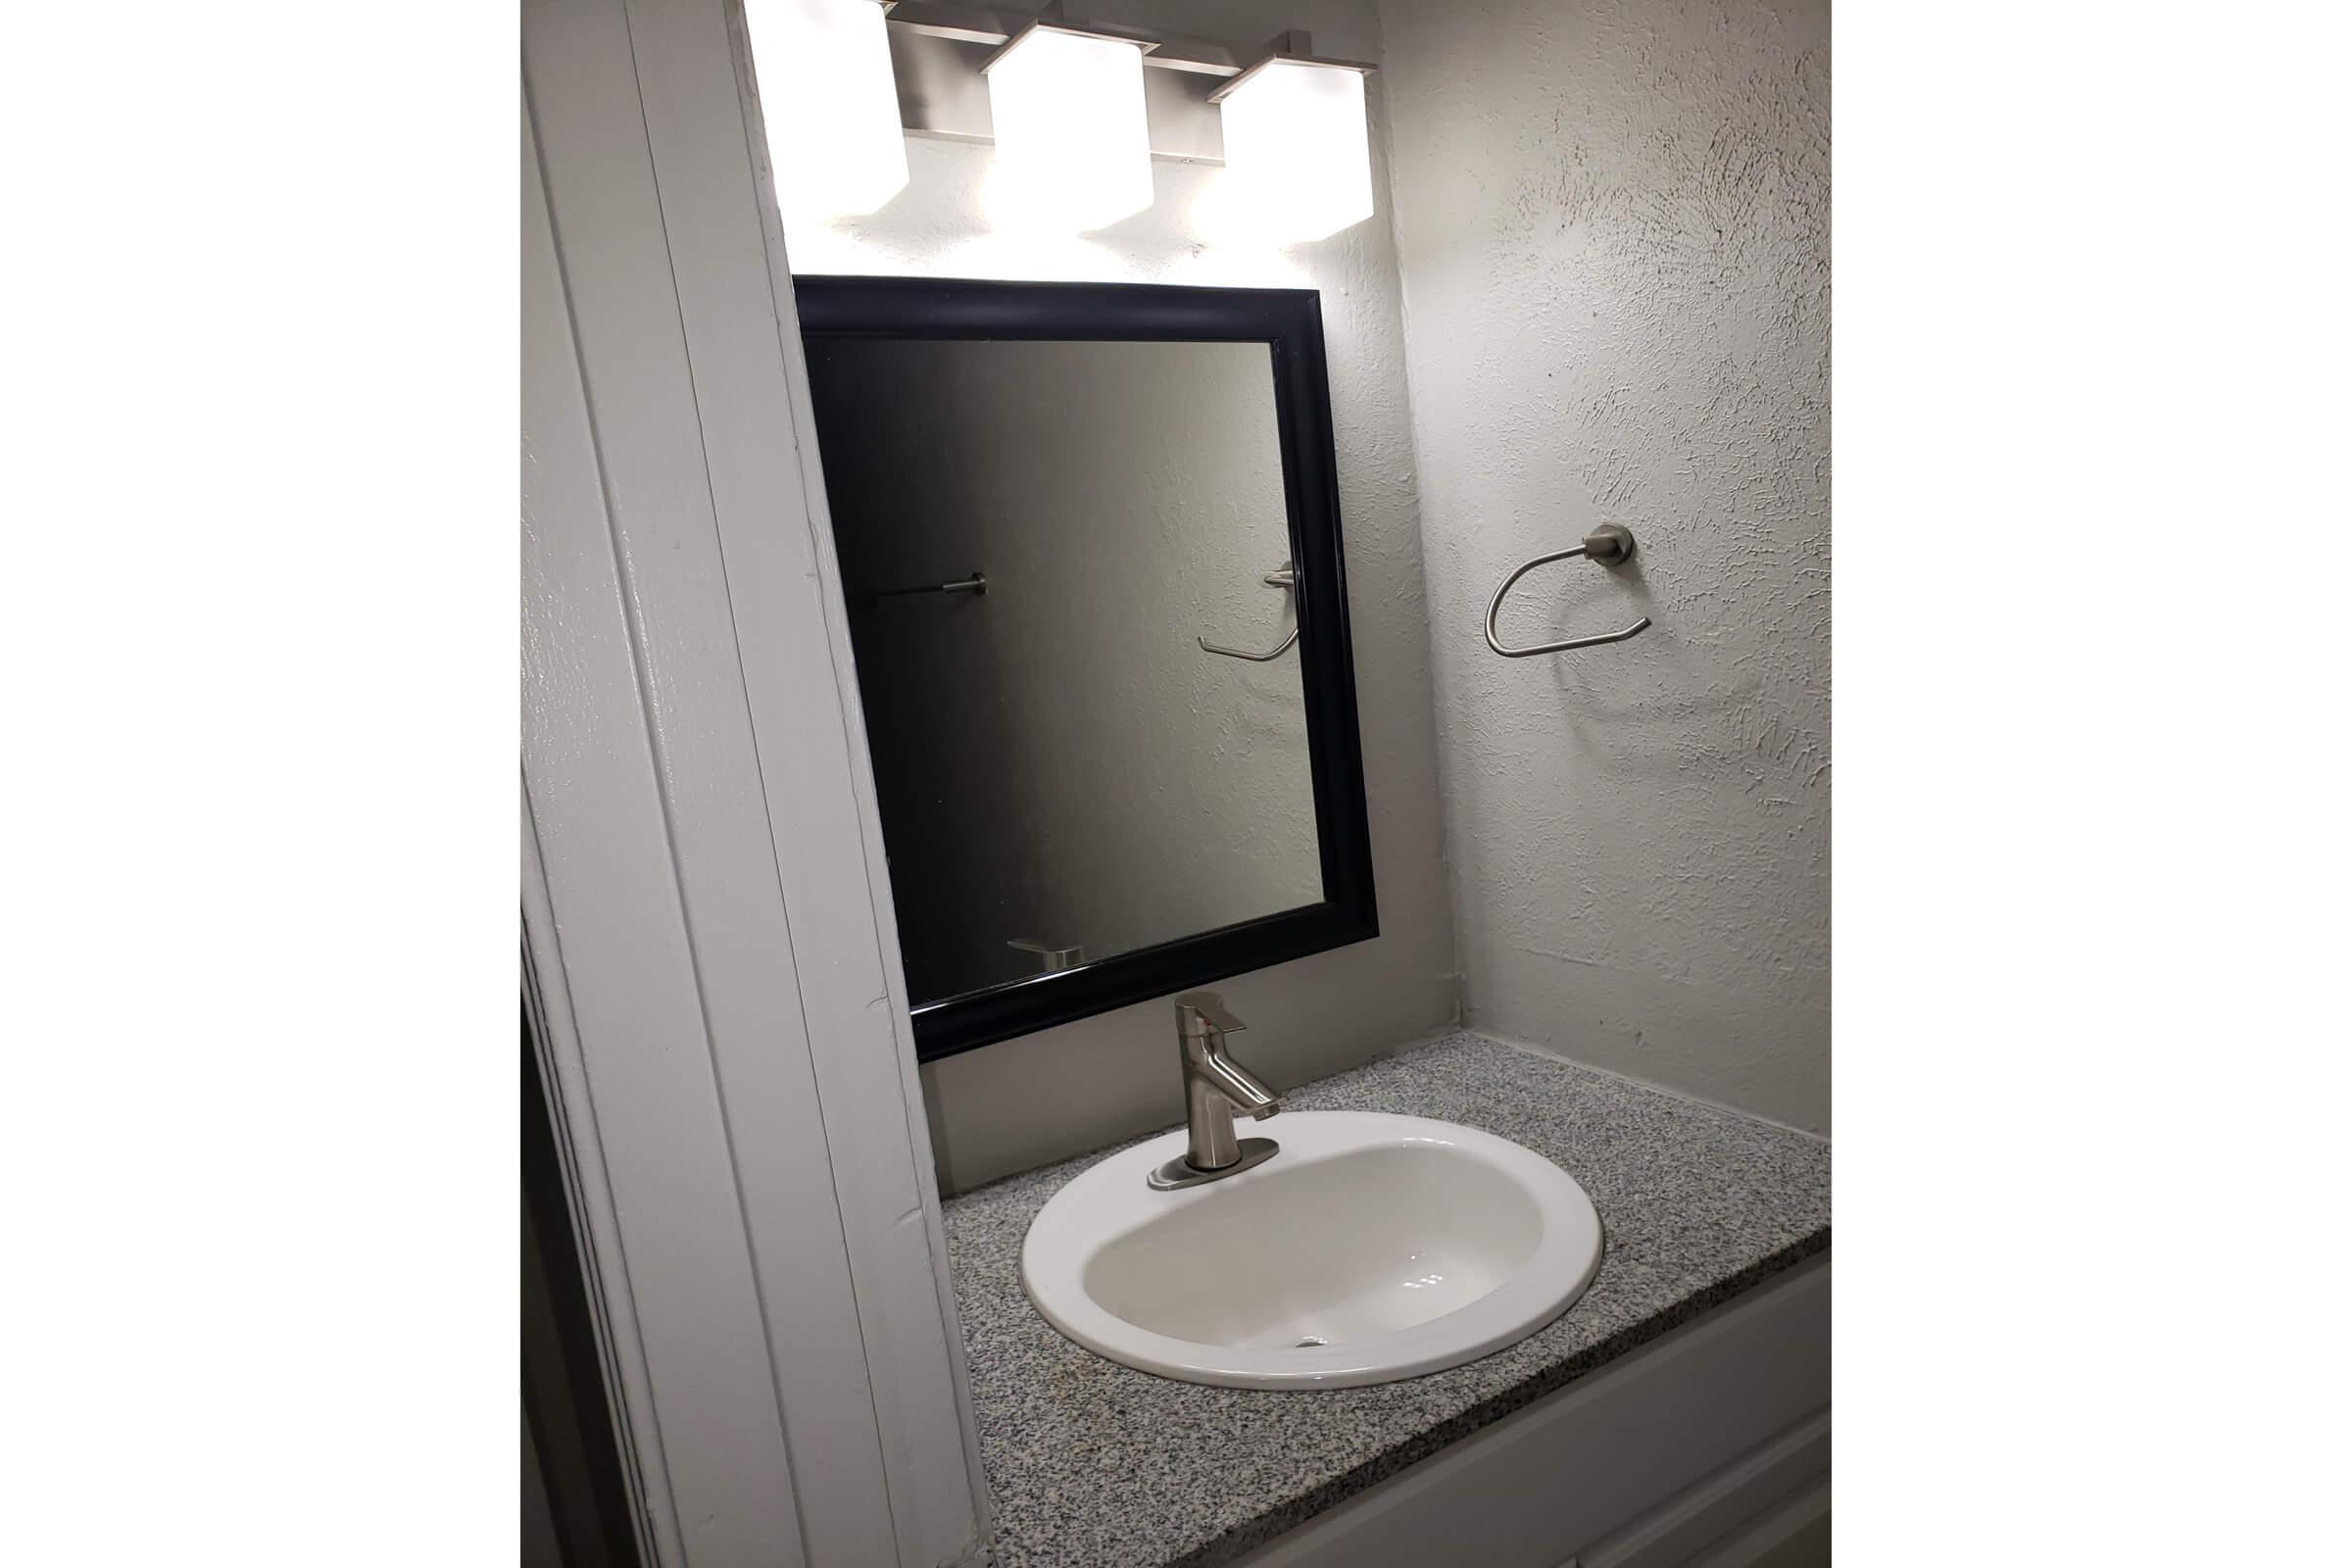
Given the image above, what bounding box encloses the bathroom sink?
[1020,1111,1603,1389]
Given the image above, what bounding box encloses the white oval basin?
[1020,1111,1603,1389]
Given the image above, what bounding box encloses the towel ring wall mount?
[1484,524,1652,658]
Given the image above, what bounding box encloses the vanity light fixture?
[743,0,909,221]
[980,6,1157,232]
[1209,31,1377,243]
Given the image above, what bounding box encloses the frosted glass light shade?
[985,28,1154,232]
[744,0,908,220]
[1217,61,1374,243]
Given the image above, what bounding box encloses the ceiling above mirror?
[797,277,1377,1057]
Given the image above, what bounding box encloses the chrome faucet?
[1147,993,1282,1190]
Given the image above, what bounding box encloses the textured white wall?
[783,0,1457,1191]
[808,337,1320,1001]
[1378,0,1831,1130]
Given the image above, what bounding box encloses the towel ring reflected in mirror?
[1200,561,1299,662]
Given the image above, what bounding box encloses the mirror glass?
[797,277,1377,1059]
[809,338,1320,1002]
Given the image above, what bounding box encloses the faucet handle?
[1174,991,1246,1036]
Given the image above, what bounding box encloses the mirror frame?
[796,276,1379,1060]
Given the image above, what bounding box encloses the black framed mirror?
[796,276,1377,1059]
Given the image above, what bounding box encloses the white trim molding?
[521,0,990,1561]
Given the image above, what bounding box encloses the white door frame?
[521,0,989,1561]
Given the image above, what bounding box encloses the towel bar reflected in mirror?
[1200,561,1300,662]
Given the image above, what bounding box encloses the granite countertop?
[939,1031,1832,1568]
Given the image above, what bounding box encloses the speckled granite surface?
[941,1031,1831,1568]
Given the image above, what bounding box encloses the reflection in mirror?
[807,338,1324,1006]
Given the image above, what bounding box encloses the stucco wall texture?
[1378,0,1832,1130]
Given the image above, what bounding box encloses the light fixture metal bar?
[884,1,1250,76]
[977,23,1153,74]
[1205,29,1378,105]
[874,1,1011,48]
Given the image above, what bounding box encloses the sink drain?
[1294,1335,1329,1348]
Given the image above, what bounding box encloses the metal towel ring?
[1199,562,1299,662]
[1484,524,1651,658]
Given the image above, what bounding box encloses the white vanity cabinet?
[1231,1256,1831,1568]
